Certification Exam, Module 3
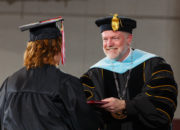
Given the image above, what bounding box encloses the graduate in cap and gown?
[80,14,178,130]
[0,17,99,130]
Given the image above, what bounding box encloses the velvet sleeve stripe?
[150,98,176,117]
[147,78,177,92]
[82,83,95,88]
[156,108,171,122]
[151,64,174,78]
[152,63,173,73]
[149,95,176,112]
[149,97,175,121]
[101,69,104,79]
[81,75,95,88]
[147,84,177,93]
[152,70,173,77]
[150,77,176,85]
[160,88,177,94]
[149,95,176,109]
[145,92,176,109]
[143,62,146,82]
[150,77,177,86]
[145,93,175,122]
[84,90,93,100]
[152,76,171,80]
[146,88,177,104]
[80,74,95,99]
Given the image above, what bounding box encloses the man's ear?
[127,34,133,46]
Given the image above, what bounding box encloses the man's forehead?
[101,30,127,37]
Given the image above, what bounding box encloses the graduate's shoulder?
[56,70,80,84]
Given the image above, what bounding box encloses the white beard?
[106,44,129,61]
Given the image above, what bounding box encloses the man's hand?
[100,97,126,113]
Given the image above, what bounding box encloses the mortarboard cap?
[19,17,64,41]
[95,14,136,34]
[19,16,66,65]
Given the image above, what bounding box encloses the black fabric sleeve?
[0,78,8,130]
[125,100,138,115]
[126,57,177,128]
[80,68,105,101]
[80,69,106,129]
[61,76,100,130]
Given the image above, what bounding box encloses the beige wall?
[0,0,180,118]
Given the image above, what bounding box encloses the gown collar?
[90,49,157,74]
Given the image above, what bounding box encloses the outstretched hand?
[100,97,126,113]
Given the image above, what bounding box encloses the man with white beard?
[80,14,177,130]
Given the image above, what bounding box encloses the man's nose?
[107,39,114,47]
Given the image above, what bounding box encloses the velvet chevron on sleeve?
[143,58,177,124]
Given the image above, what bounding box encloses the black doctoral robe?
[0,64,99,130]
[80,57,177,130]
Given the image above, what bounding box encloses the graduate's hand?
[100,97,126,113]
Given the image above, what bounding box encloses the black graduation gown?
[0,64,99,130]
[80,57,177,130]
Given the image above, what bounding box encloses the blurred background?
[0,0,179,129]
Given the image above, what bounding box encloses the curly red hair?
[24,37,62,69]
